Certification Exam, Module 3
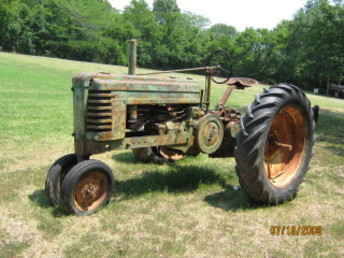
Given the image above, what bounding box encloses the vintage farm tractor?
[45,41,317,215]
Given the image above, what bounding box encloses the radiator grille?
[86,90,113,132]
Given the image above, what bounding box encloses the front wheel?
[45,154,78,206]
[235,84,315,205]
[61,160,114,216]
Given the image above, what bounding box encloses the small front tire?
[61,160,114,216]
[45,154,78,206]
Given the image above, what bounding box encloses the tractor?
[45,42,317,216]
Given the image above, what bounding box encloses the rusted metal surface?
[194,114,224,154]
[111,100,127,140]
[74,170,109,211]
[71,69,253,158]
[211,90,241,158]
[72,77,88,160]
[203,74,212,111]
[123,133,189,149]
[264,106,306,187]
[226,77,259,88]
[91,79,200,91]
[85,89,126,141]
[72,72,202,147]
[209,128,236,158]
[218,86,236,108]
[158,147,186,161]
[136,65,221,76]
[71,65,258,159]
[209,107,241,158]
[215,108,241,124]
[128,39,137,75]
[86,90,113,132]
[90,76,201,105]
[81,132,190,156]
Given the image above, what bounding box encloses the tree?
[1,0,343,92]
[123,0,161,66]
[153,0,180,24]
[208,24,237,39]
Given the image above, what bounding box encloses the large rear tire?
[235,84,315,205]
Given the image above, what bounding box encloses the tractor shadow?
[28,190,71,217]
[29,165,253,216]
[203,188,254,211]
[112,152,138,164]
[115,164,255,211]
[29,190,50,208]
[111,152,254,210]
[117,165,228,195]
[112,151,196,165]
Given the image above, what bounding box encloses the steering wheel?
[204,49,233,84]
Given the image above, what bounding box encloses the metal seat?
[227,77,259,88]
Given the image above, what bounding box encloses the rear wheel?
[235,84,315,205]
[61,160,114,216]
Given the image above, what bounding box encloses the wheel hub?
[196,114,224,154]
[74,171,109,211]
[264,105,307,187]
[204,122,220,146]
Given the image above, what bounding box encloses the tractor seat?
[227,77,259,88]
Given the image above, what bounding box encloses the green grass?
[0,52,343,257]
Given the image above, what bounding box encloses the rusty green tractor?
[45,47,317,216]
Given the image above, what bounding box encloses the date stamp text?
[270,226,322,236]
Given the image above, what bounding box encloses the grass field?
[0,52,343,258]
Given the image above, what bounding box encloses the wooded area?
[1,0,344,90]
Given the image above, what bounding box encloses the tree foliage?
[1,0,343,90]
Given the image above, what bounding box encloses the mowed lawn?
[0,52,343,258]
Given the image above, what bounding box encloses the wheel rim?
[201,122,221,147]
[197,115,224,154]
[264,105,307,187]
[74,171,109,211]
[158,147,185,161]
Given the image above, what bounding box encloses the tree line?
[1,0,344,90]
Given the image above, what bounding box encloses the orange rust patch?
[264,105,307,187]
[74,171,109,211]
[158,147,185,161]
